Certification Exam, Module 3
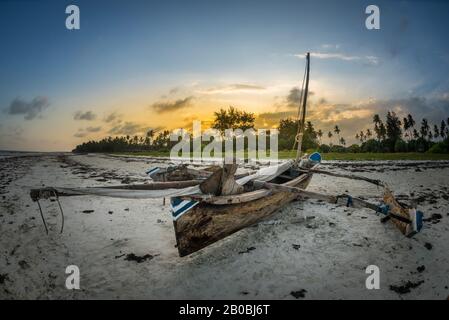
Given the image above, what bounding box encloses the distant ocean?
[0,150,43,159]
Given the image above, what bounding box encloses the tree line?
[73,107,449,154]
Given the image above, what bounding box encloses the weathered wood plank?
[220,163,244,195]
[173,173,313,257]
[93,180,202,190]
[185,169,314,205]
[382,188,411,235]
[299,168,383,186]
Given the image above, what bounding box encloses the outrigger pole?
[295,52,310,162]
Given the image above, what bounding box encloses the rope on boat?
[292,55,308,151]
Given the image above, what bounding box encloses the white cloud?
[321,44,340,49]
[197,83,266,95]
[294,52,379,65]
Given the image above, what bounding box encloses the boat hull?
[173,173,313,257]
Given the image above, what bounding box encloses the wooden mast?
[295,52,310,162]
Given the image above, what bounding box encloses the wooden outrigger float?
[29,53,424,257]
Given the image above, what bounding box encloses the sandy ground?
[0,153,448,299]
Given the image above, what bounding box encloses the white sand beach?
[0,153,448,299]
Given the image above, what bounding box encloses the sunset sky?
[1,0,449,151]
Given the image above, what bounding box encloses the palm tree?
[403,117,410,141]
[407,114,415,139]
[317,129,323,145]
[373,114,381,141]
[339,137,346,146]
[433,124,440,140]
[373,114,380,126]
[420,119,430,140]
[334,125,341,143]
[378,122,387,141]
[327,131,333,145]
[355,133,359,142]
[359,130,365,143]
[366,129,372,140]
[413,129,419,139]
[146,129,155,141]
[441,120,447,139]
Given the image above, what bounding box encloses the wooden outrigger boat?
[171,160,318,256]
[29,53,424,257]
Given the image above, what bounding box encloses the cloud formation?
[86,126,102,132]
[255,111,296,128]
[6,96,49,120]
[295,52,379,65]
[73,126,102,138]
[73,132,87,138]
[286,87,302,108]
[103,112,122,123]
[198,83,266,94]
[150,96,194,114]
[274,87,314,110]
[74,110,97,121]
[108,122,149,135]
[255,86,449,144]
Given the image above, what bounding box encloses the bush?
[318,144,331,153]
[414,138,429,152]
[361,139,381,152]
[278,137,294,151]
[346,144,360,153]
[428,138,449,153]
[330,145,346,153]
[305,148,318,154]
[394,139,408,152]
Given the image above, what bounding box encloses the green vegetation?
[279,151,449,160]
[74,106,449,158]
[111,151,449,161]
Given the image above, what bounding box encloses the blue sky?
[1,0,449,151]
